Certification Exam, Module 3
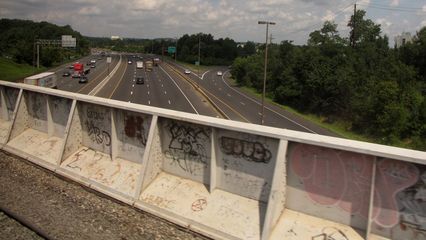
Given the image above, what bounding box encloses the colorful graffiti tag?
[289,143,420,228]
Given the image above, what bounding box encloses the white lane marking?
[201,70,211,79]
[148,100,151,105]
[131,91,133,95]
[219,88,222,91]
[147,84,149,88]
[258,112,262,116]
[168,100,171,105]
[132,84,134,87]
[240,102,245,106]
[148,91,150,95]
[227,93,231,97]
[220,70,317,134]
[161,84,163,88]
[159,65,199,114]
[133,79,135,82]
[164,91,167,95]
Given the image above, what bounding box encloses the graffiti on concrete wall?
[395,166,426,234]
[220,137,272,163]
[124,114,147,146]
[164,122,210,174]
[289,143,421,229]
[84,107,111,147]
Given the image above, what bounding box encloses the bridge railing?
[0,80,425,240]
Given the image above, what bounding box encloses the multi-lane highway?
[52,54,336,136]
[95,55,219,117]
[165,61,338,136]
[53,55,120,94]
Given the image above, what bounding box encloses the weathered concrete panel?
[140,118,163,192]
[47,96,72,138]
[371,158,426,240]
[78,102,111,155]
[0,86,19,121]
[62,101,82,161]
[8,90,28,141]
[113,109,151,163]
[286,142,372,230]
[216,129,278,202]
[24,91,48,132]
[159,118,211,184]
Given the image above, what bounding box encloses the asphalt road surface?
[165,61,338,137]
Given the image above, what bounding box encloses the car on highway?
[90,59,96,64]
[128,60,132,64]
[217,71,223,76]
[136,77,144,84]
[62,71,70,77]
[184,69,191,74]
[69,65,74,69]
[79,76,88,84]
[90,64,96,68]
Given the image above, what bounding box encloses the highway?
[95,55,219,117]
[165,61,338,136]
[52,54,336,136]
[54,55,120,94]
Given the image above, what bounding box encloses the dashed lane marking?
[168,100,171,105]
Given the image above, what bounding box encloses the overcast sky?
[1,0,425,44]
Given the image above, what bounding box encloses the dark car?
[136,77,144,84]
[79,76,88,83]
[62,71,70,77]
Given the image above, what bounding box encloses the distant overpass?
[0,80,424,240]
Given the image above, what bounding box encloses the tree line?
[231,10,426,150]
[0,18,89,67]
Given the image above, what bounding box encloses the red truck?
[72,63,90,78]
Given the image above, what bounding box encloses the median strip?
[88,55,122,96]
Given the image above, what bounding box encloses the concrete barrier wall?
[0,80,425,240]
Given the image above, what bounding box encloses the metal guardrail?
[0,80,425,240]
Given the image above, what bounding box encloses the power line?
[357,3,426,14]
[284,1,355,35]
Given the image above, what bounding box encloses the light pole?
[198,34,201,76]
[175,37,178,62]
[258,21,275,125]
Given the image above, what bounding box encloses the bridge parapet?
[0,80,425,240]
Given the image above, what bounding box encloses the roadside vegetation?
[231,10,426,150]
[0,19,89,68]
[0,57,46,81]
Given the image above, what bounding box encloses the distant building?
[111,36,122,41]
[394,32,413,48]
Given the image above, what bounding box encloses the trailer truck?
[136,61,144,69]
[145,60,153,71]
[24,72,57,88]
[72,63,90,78]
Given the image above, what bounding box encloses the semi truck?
[24,72,57,89]
[145,60,153,71]
[72,63,90,78]
[136,61,144,69]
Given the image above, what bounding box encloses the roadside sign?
[168,46,176,54]
[195,61,200,66]
[107,57,112,63]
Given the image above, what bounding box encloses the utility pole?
[352,3,357,47]
[198,34,201,77]
[258,21,275,125]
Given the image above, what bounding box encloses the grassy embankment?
[0,58,46,81]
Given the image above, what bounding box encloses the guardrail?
[0,80,425,240]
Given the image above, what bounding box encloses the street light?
[258,21,275,125]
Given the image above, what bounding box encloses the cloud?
[390,0,399,7]
[0,0,424,44]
